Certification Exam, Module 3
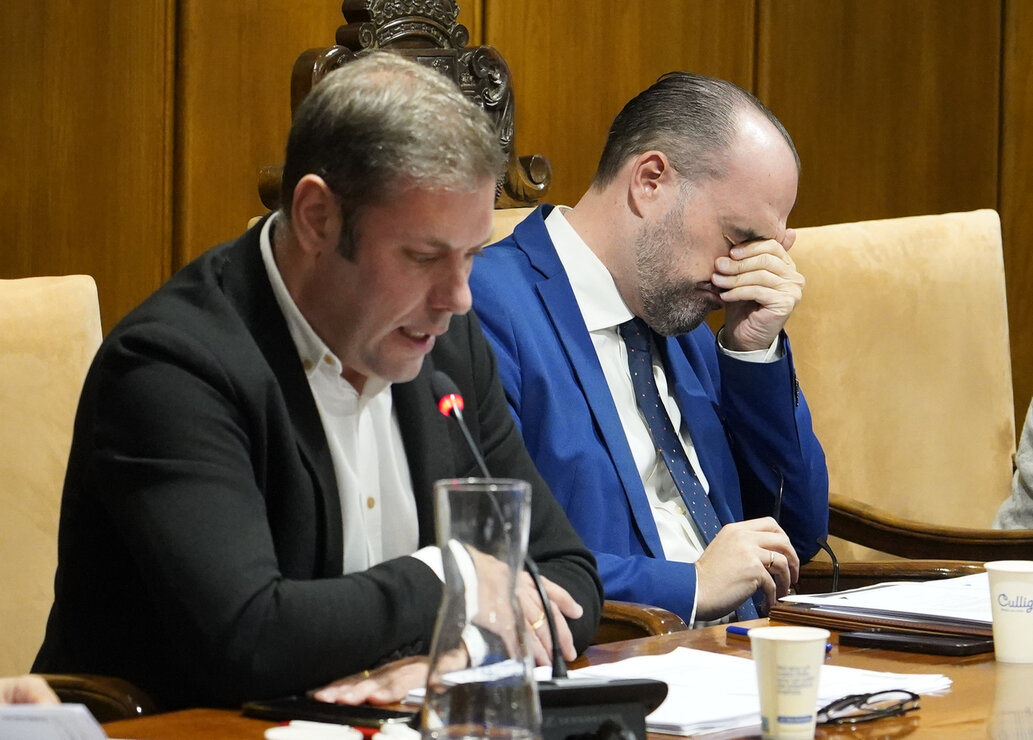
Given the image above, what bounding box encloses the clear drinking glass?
[421,478,541,740]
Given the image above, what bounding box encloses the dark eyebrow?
[419,232,494,252]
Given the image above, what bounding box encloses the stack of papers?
[0,704,108,740]
[773,572,993,635]
[570,646,951,737]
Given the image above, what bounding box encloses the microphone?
[430,370,566,675]
[430,370,667,740]
[430,371,491,479]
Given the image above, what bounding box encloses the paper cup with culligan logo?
[748,626,829,740]
[985,561,1033,663]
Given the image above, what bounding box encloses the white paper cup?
[985,561,1033,663]
[749,626,830,740]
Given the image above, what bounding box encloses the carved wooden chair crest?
[259,0,550,211]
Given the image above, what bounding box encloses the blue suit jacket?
[470,205,829,621]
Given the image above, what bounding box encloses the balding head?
[592,71,799,191]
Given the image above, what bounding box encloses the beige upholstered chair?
[0,276,102,676]
[786,210,1033,567]
[0,276,156,717]
[491,206,535,245]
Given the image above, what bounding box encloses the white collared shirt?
[545,207,779,623]
[546,207,712,563]
[259,215,425,575]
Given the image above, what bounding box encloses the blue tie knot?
[617,317,652,353]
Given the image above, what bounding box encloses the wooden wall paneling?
[1,0,175,331]
[174,1,483,268]
[458,1,483,45]
[756,0,1001,230]
[174,0,347,268]
[1002,0,1033,439]
[483,0,755,207]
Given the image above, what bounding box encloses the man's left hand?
[519,571,583,667]
[311,573,584,706]
[711,230,802,352]
[311,655,434,705]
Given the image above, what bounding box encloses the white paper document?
[0,703,108,740]
[569,646,951,736]
[778,571,992,627]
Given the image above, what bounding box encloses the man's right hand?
[693,517,799,621]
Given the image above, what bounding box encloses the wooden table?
[103,620,1033,739]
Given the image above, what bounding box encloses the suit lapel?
[516,213,665,558]
[219,221,343,574]
[392,358,456,548]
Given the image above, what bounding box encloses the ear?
[290,174,341,256]
[626,151,679,218]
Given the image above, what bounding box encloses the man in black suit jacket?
[33,53,602,711]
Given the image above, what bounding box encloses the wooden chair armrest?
[796,559,985,594]
[41,674,157,722]
[593,600,688,644]
[829,492,1033,561]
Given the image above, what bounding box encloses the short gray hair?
[592,71,799,189]
[280,52,506,258]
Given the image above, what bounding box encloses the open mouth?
[400,328,430,341]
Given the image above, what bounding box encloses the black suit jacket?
[34,218,602,709]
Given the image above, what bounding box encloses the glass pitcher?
[421,478,541,740]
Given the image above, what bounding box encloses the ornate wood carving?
[259,0,550,210]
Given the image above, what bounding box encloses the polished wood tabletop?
[103,620,1033,739]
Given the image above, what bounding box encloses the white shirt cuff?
[410,546,444,581]
[716,328,783,363]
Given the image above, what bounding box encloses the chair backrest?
[491,206,534,245]
[786,210,1015,560]
[0,275,102,675]
[258,0,551,212]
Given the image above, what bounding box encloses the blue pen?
[726,624,834,653]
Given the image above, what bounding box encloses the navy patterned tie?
[618,317,759,620]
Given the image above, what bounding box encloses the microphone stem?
[525,556,568,678]
[451,407,491,478]
[437,382,566,678]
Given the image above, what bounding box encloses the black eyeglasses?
[816,689,919,725]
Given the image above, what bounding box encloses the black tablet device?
[242,678,669,737]
[837,628,994,656]
[242,696,418,728]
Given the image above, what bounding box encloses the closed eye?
[406,250,442,264]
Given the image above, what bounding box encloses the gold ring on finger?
[531,611,547,630]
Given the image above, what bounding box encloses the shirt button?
[367,497,376,509]
[324,355,334,365]
[303,359,313,371]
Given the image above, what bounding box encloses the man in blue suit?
[470,72,828,625]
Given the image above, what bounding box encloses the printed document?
[779,571,992,627]
[570,646,950,736]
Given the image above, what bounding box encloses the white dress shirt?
[260,215,439,576]
[545,207,778,623]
